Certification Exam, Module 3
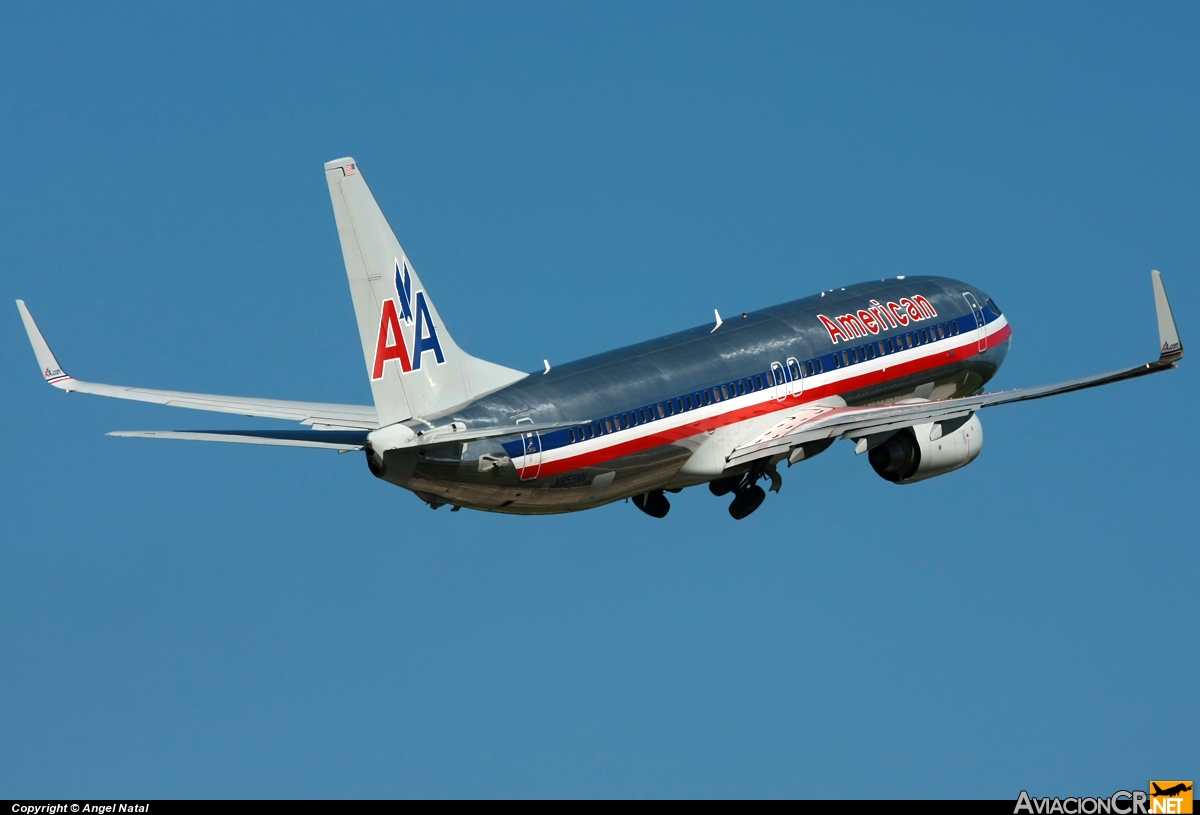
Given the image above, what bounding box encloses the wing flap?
[108,429,368,451]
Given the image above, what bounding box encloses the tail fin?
[324,158,526,425]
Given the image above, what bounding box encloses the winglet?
[15,300,74,389]
[1151,271,1183,363]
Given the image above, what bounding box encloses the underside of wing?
[16,300,378,430]
[728,270,1184,468]
[108,429,369,451]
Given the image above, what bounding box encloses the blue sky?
[1,2,1196,799]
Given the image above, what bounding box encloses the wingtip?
[16,300,71,386]
[1151,270,1183,363]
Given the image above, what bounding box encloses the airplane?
[16,157,1186,520]
[1152,783,1193,798]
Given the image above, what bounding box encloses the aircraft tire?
[633,490,671,518]
[708,476,741,496]
[728,485,766,520]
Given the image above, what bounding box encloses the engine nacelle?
[868,414,984,484]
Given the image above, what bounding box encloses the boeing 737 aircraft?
[17,158,1185,519]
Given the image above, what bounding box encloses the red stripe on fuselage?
[532,322,1012,478]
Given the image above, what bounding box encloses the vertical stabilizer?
[324,158,526,425]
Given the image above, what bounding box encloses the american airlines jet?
[17,158,1186,519]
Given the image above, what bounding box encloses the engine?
[867,414,984,484]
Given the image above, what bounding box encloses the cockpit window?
[986,298,1002,316]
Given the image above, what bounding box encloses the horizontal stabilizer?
[108,429,369,451]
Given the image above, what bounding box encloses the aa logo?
[371,258,446,379]
[1150,781,1193,814]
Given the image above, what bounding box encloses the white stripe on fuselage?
[514,314,1010,471]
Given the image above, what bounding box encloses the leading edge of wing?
[16,300,378,429]
[108,429,369,451]
[729,270,1184,466]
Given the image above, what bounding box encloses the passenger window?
[952,321,960,336]
[721,385,729,400]
[904,333,913,348]
[841,350,850,366]
[640,408,648,423]
[568,428,575,443]
[866,345,875,360]
[620,414,629,428]
[711,387,720,402]
[937,325,945,339]
[850,349,859,364]
[701,391,710,406]
[756,375,765,389]
[878,341,886,355]
[923,328,930,343]
[737,380,745,395]
[685,395,693,410]
[661,402,670,417]
[677,398,684,412]
[815,359,824,373]
[604,419,613,434]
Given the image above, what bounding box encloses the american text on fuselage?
[367,276,1010,518]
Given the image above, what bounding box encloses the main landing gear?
[708,461,782,520]
[631,487,683,518]
[633,490,670,518]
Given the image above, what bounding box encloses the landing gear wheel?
[708,476,741,496]
[728,485,766,520]
[633,490,670,518]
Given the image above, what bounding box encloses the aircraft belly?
[399,442,692,515]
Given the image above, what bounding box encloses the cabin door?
[516,417,542,481]
[963,292,987,353]
[786,357,804,398]
[771,362,787,402]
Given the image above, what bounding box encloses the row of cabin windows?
[565,361,820,444]
[831,320,961,369]
[562,318,964,444]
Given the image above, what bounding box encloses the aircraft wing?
[727,271,1183,468]
[107,429,370,451]
[105,421,578,452]
[17,300,379,430]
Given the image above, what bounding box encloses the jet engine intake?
[867,414,983,484]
